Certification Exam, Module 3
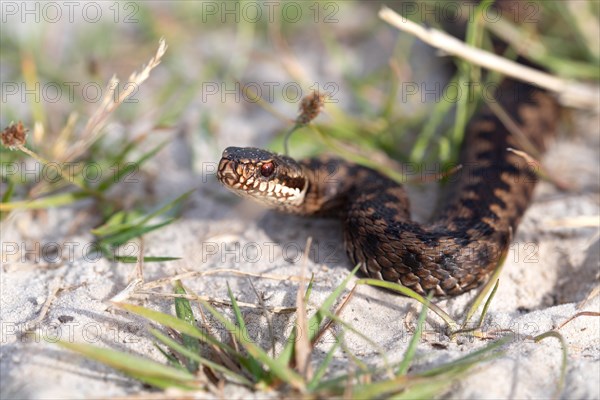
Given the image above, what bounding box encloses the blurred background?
[2,1,598,189]
[2,1,402,161]
[1,0,599,233]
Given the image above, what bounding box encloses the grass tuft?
[57,264,521,397]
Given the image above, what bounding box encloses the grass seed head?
[296,91,326,125]
[1,121,28,150]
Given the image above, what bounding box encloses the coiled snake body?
[218,61,558,298]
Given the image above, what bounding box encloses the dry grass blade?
[267,17,311,86]
[135,239,145,282]
[378,6,599,110]
[109,279,144,303]
[23,278,62,331]
[62,38,168,162]
[136,291,295,313]
[141,268,310,290]
[294,237,313,381]
[407,164,463,184]
[545,216,600,228]
[507,148,573,191]
[247,280,277,357]
[577,285,600,309]
[555,311,600,331]
[195,300,244,377]
[233,78,290,122]
[311,285,357,347]
[109,242,146,303]
[486,99,542,159]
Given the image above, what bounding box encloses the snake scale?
[217,5,559,297]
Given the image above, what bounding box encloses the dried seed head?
[1,121,28,150]
[296,91,326,125]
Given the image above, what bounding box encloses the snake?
[217,24,559,298]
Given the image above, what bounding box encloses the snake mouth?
[217,147,307,205]
[217,158,241,188]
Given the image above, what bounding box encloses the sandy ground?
[1,2,599,399]
[2,113,599,399]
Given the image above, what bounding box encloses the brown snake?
[217,19,559,298]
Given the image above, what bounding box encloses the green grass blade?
[102,219,176,247]
[351,375,423,399]
[97,162,137,192]
[307,338,342,391]
[419,334,513,378]
[397,293,431,375]
[227,283,249,338]
[355,278,458,330]
[318,307,390,369]
[390,377,456,400]
[310,125,408,185]
[153,343,184,369]
[277,264,361,366]
[91,210,134,236]
[475,279,499,329]
[353,334,513,399]
[540,1,599,64]
[533,331,567,398]
[150,328,253,387]
[112,255,181,263]
[350,367,468,399]
[1,179,15,202]
[391,363,492,399]
[173,281,201,373]
[115,302,240,356]
[56,340,196,390]
[461,249,507,330]
[485,17,600,80]
[0,191,88,211]
[198,299,305,391]
[112,138,138,165]
[313,359,413,395]
[226,283,266,380]
[134,189,194,227]
[97,140,169,192]
[410,81,456,162]
[0,180,15,219]
[450,0,493,160]
[92,189,193,238]
[304,273,315,302]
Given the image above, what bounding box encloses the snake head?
[217,147,308,209]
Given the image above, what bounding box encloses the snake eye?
[260,162,274,177]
